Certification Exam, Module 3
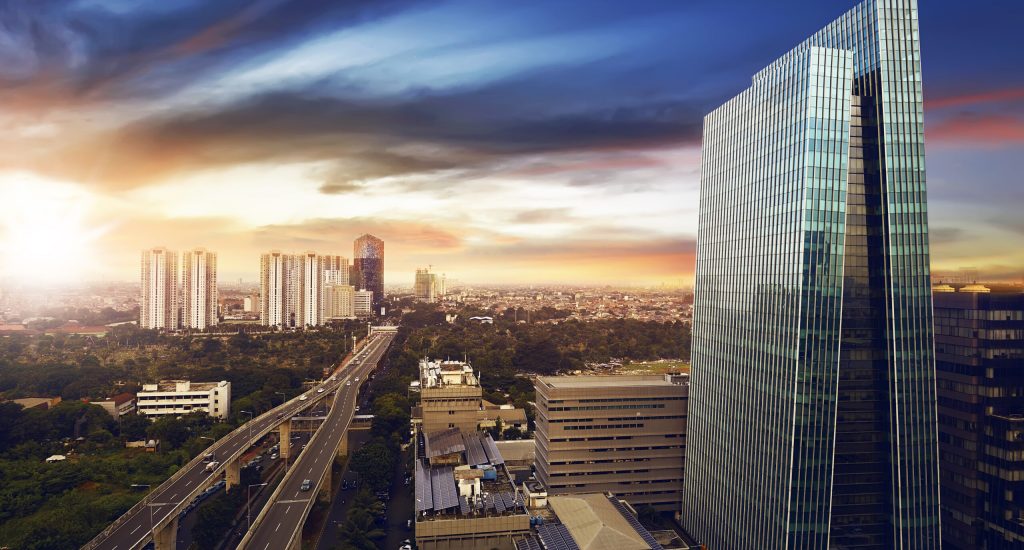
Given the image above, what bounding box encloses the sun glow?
[0,173,106,285]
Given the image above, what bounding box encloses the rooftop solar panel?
[430,466,459,512]
[537,524,581,550]
[494,492,507,514]
[605,496,664,550]
[414,459,433,513]
[463,432,489,466]
[482,433,505,464]
[515,537,543,550]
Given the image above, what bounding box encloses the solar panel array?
[536,524,581,550]
[494,492,506,513]
[515,537,543,550]
[482,434,505,464]
[426,428,466,458]
[430,466,459,512]
[463,432,489,466]
[605,495,664,550]
[414,459,433,513]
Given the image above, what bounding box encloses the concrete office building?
[140,247,179,330]
[352,234,384,311]
[137,380,231,420]
[684,1,941,547]
[324,283,355,320]
[534,375,687,512]
[354,289,374,317]
[935,284,1024,548]
[413,358,527,439]
[181,248,218,330]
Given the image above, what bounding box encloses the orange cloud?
[927,114,1024,144]
[928,86,1024,110]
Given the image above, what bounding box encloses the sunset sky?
[0,0,1021,287]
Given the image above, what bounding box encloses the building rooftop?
[537,375,681,389]
[515,493,667,550]
[420,358,479,388]
[140,380,228,393]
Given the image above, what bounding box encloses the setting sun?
[0,173,105,285]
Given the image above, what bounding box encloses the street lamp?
[241,410,254,447]
[247,482,269,529]
[132,484,156,538]
[275,392,287,405]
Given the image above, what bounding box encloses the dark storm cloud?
[76,76,702,189]
[0,0,413,105]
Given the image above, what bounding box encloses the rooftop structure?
[415,427,530,550]
[513,493,683,550]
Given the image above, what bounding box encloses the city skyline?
[0,1,1021,287]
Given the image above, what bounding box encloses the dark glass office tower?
[682,1,940,548]
[352,234,384,312]
[934,285,1024,549]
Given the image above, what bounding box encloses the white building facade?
[140,248,179,330]
[137,380,231,420]
[182,248,218,330]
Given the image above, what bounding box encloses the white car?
[330,376,336,381]
[355,377,360,382]
[317,388,325,393]
[346,380,352,386]
[299,395,308,401]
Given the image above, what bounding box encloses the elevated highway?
[82,332,389,550]
[239,331,394,550]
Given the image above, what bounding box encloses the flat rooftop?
[537,375,679,389]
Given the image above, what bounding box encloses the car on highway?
[270,453,278,460]
[355,377,360,382]
[300,479,312,491]
[205,461,220,472]
[346,380,352,386]
[317,388,325,393]
[330,376,336,381]
[299,395,308,401]
[203,452,215,462]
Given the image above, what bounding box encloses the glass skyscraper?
[682,1,940,548]
[352,233,384,312]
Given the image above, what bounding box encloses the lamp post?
[132,484,156,538]
[275,392,287,405]
[247,482,268,529]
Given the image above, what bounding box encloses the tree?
[146,417,189,449]
[349,442,394,493]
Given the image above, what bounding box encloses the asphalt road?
[86,335,388,550]
[240,332,394,550]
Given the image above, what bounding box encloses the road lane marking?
[275,522,281,532]
[130,525,140,535]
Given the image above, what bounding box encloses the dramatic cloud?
[0,0,1020,285]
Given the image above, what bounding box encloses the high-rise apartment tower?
[683,1,940,548]
[140,247,179,330]
[181,248,218,330]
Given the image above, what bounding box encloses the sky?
[0,0,1021,287]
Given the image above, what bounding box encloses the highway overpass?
[238,331,394,550]
[81,332,391,550]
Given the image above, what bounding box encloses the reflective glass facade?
[352,233,384,311]
[682,1,940,548]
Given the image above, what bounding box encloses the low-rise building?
[136,380,231,420]
[415,427,530,550]
[92,392,137,420]
[534,375,687,512]
[11,396,62,410]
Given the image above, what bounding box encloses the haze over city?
[1,0,1021,287]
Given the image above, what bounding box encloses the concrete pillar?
[279,420,291,460]
[153,515,178,550]
[337,431,348,457]
[225,458,240,493]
